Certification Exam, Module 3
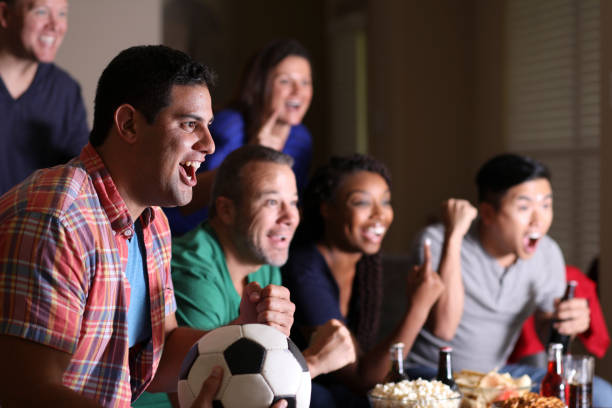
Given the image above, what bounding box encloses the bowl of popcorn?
[368,378,462,408]
[455,370,532,408]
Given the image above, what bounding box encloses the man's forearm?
[430,233,465,340]
[2,384,104,408]
[0,335,104,408]
[146,326,208,393]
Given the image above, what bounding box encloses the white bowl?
[367,391,462,408]
[457,383,532,408]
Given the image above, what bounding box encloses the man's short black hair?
[90,45,216,146]
[476,153,551,208]
[209,145,294,218]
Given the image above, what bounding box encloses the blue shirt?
[0,63,89,196]
[163,109,312,236]
[126,221,152,347]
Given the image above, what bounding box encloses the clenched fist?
[442,198,477,238]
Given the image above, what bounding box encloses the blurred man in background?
[0,0,88,195]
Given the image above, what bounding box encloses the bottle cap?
[550,343,563,350]
[440,346,453,352]
[568,280,578,287]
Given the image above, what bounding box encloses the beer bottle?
[384,342,407,383]
[436,346,458,391]
[541,343,567,402]
[548,280,578,354]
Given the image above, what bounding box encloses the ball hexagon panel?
[261,349,302,395]
[177,379,196,408]
[242,323,288,350]
[221,374,274,408]
[198,325,243,354]
[186,353,231,401]
[294,372,312,408]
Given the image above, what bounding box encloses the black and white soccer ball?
[178,324,311,408]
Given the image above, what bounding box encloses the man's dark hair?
[476,153,551,208]
[209,145,294,218]
[90,45,216,146]
[230,38,311,138]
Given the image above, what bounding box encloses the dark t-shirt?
[282,243,370,408]
[0,63,89,196]
[282,243,346,350]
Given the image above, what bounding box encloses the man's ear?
[114,104,138,144]
[479,202,496,225]
[215,196,236,225]
[0,2,11,29]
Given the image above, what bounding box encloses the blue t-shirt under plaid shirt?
[126,221,152,347]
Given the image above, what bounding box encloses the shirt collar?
[79,143,155,235]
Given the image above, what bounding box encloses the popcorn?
[369,379,461,408]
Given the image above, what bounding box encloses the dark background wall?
[162,0,330,170]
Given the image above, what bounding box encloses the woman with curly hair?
[282,154,444,407]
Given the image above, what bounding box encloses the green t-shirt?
[133,222,282,407]
[172,221,282,329]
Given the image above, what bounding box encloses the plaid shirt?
[0,144,176,407]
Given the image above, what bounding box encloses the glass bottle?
[436,346,458,391]
[548,280,577,354]
[541,342,567,402]
[384,342,407,383]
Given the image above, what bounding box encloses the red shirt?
[508,265,610,362]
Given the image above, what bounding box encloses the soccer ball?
[177,324,311,408]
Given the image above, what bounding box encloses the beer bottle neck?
[547,345,563,375]
[392,345,404,373]
[563,281,577,300]
[385,343,406,382]
[438,352,452,377]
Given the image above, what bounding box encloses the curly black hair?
[295,154,391,351]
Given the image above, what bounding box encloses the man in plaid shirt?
[0,45,295,407]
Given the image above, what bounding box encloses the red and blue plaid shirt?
[0,143,176,407]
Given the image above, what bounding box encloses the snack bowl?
[368,379,462,408]
[490,392,565,408]
[457,384,532,408]
[368,392,462,408]
[454,370,533,408]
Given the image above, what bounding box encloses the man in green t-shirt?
[173,145,299,332]
[135,146,356,407]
